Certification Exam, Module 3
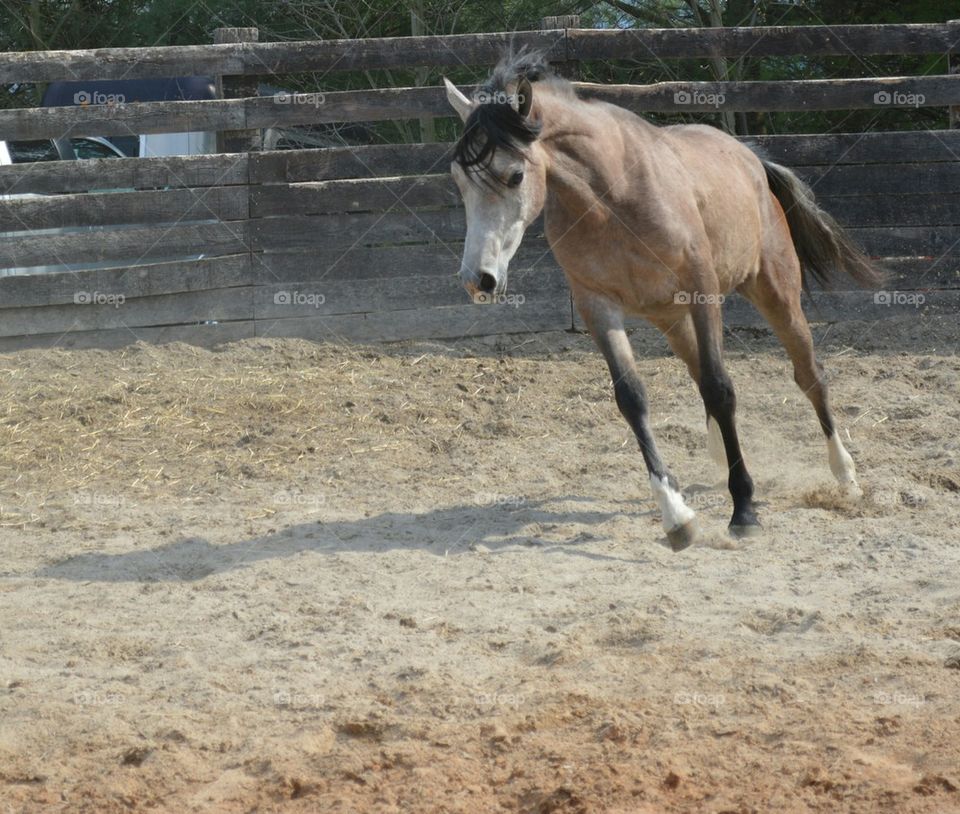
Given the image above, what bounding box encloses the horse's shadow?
[37,495,662,583]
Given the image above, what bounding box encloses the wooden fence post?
[411,2,436,143]
[539,15,580,80]
[214,27,261,153]
[949,20,960,128]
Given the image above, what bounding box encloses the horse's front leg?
[576,291,697,550]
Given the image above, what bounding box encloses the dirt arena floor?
[1,313,958,813]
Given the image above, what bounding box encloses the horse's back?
[658,124,784,285]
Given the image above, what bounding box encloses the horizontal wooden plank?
[1,25,955,84]
[744,130,960,166]
[798,162,960,197]
[880,256,960,289]
[0,287,253,338]
[846,225,960,257]
[255,244,457,284]
[819,193,960,228]
[722,289,960,327]
[0,320,255,352]
[254,144,452,184]
[253,213,954,283]
[0,31,566,83]
[251,143,451,184]
[255,244,953,291]
[0,88,452,141]
[574,288,960,332]
[0,221,250,269]
[255,296,573,343]
[0,254,251,308]
[0,186,247,231]
[252,131,960,187]
[251,210,465,253]
[568,24,960,61]
[0,152,248,196]
[6,74,958,141]
[4,161,955,243]
[577,74,960,114]
[5,198,950,281]
[254,241,560,284]
[256,182,960,228]
[251,175,456,217]
[252,210,952,270]
[0,97,244,141]
[255,265,569,319]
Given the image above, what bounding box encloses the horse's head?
[444,74,546,303]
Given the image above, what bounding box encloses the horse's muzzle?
[462,268,504,303]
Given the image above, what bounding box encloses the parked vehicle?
[0,78,220,277]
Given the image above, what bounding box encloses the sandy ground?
[0,314,958,813]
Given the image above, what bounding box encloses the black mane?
[452,103,541,176]
[452,51,564,182]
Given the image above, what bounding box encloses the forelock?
[454,50,560,184]
[452,103,541,185]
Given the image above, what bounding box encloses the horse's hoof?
[728,522,762,539]
[666,519,698,552]
[841,480,863,499]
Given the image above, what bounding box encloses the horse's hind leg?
[740,255,861,495]
[576,290,698,551]
[688,301,761,536]
[650,313,726,471]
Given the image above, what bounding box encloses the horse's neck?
[537,92,642,224]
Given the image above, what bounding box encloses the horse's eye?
[507,170,524,188]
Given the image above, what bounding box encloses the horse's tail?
[761,160,887,291]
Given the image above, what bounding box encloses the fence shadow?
[36,496,660,583]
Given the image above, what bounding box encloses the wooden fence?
[1,21,958,350]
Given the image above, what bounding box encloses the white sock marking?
[707,417,727,469]
[827,432,861,496]
[649,474,696,533]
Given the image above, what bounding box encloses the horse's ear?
[516,77,533,118]
[443,77,473,123]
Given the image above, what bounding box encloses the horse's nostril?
[479,272,497,293]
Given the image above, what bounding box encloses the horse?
[442,53,884,551]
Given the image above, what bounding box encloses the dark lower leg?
[699,366,759,530]
[613,369,669,480]
[690,305,758,531]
